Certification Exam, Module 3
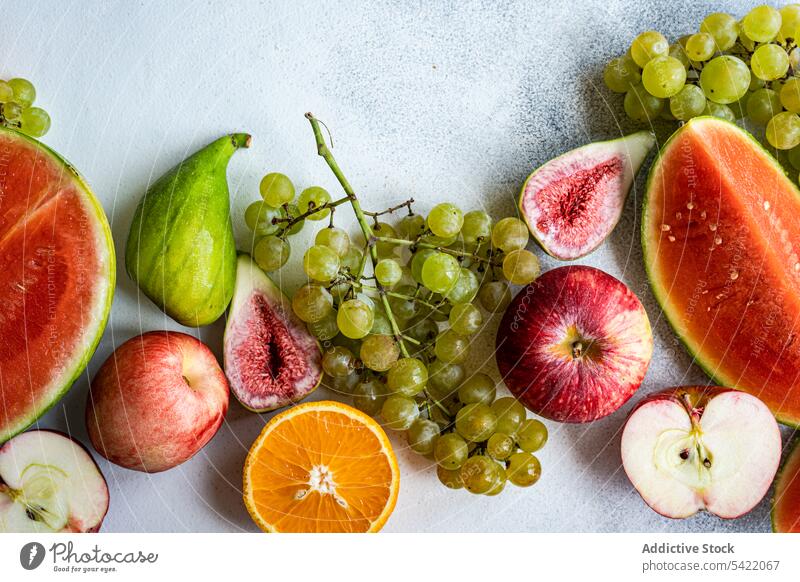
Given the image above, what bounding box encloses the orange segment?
[243,401,399,533]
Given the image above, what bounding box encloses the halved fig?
[519,131,655,260]
[224,254,322,412]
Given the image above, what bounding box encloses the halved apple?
[621,387,781,519]
[0,430,109,532]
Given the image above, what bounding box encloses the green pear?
[126,133,250,327]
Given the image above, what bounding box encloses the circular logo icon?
[20,542,45,570]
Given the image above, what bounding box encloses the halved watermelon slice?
[0,128,115,443]
[642,117,800,426]
[773,439,800,532]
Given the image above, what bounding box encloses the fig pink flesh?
[520,131,654,260]
[496,266,652,422]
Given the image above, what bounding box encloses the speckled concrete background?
[5,0,793,532]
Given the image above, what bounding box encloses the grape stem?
[363,198,415,218]
[306,112,411,357]
[375,235,495,264]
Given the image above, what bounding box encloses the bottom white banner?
[0,533,796,581]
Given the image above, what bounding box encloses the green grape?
[478,281,512,312]
[333,333,362,356]
[407,419,440,455]
[516,419,548,453]
[361,334,400,372]
[397,214,425,240]
[410,248,435,283]
[700,56,750,105]
[751,44,790,81]
[18,106,50,137]
[426,203,464,239]
[244,201,282,235]
[315,227,350,257]
[337,299,374,339]
[491,217,528,252]
[449,303,482,336]
[623,83,664,122]
[375,258,402,287]
[781,5,800,41]
[445,267,479,304]
[352,379,387,416]
[486,433,515,461]
[506,452,541,487]
[738,20,755,52]
[259,172,295,207]
[303,244,340,281]
[455,403,497,442]
[322,346,355,377]
[667,43,690,69]
[283,204,305,235]
[457,373,496,405]
[750,75,767,92]
[297,186,331,220]
[404,317,438,345]
[253,235,290,272]
[485,464,507,496]
[3,101,21,122]
[340,246,363,273]
[685,33,715,62]
[641,56,686,98]
[388,285,420,320]
[669,85,706,121]
[387,357,428,397]
[308,310,339,341]
[491,397,526,436]
[292,284,333,323]
[437,465,464,489]
[742,5,781,43]
[629,31,669,68]
[748,88,783,124]
[8,78,35,107]
[502,249,540,285]
[789,145,800,170]
[428,360,465,398]
[328,371,360,396]
[460,455,498,495]
[381,395,419,430]
[0,80,12,103]
[434,433,469,470]
[434,330,469,363]
[767,111,800,150]
[461,210,493,244]
[700,12,739,50]
[370,307,393,335]
[373,222,398,257]
[781,78,800,113]
[421,252,460,294]
[603,55,642,93]
[703,100,735,122]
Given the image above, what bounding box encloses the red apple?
[86,331,229,472]
[621,386,781,519]
[495,265,652,422]
[0,430,109,532]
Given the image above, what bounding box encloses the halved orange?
[243,400,400,533]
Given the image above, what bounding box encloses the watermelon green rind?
[519,130,655,261]
[0,127,116,443]
[641,116,800,428]
[771,437,800,532]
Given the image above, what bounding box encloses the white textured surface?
[6,0,790,532]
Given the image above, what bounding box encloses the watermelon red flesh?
[0,129,114,443]
[642,117,800,426]
[773,440,800,532]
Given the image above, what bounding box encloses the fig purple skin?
[519,131,655,260]
[224,254,322,412]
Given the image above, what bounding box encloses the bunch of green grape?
[291,200,547,495]
[604,5,800,154]
[0,78,51,138]
[243,172,334,271]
